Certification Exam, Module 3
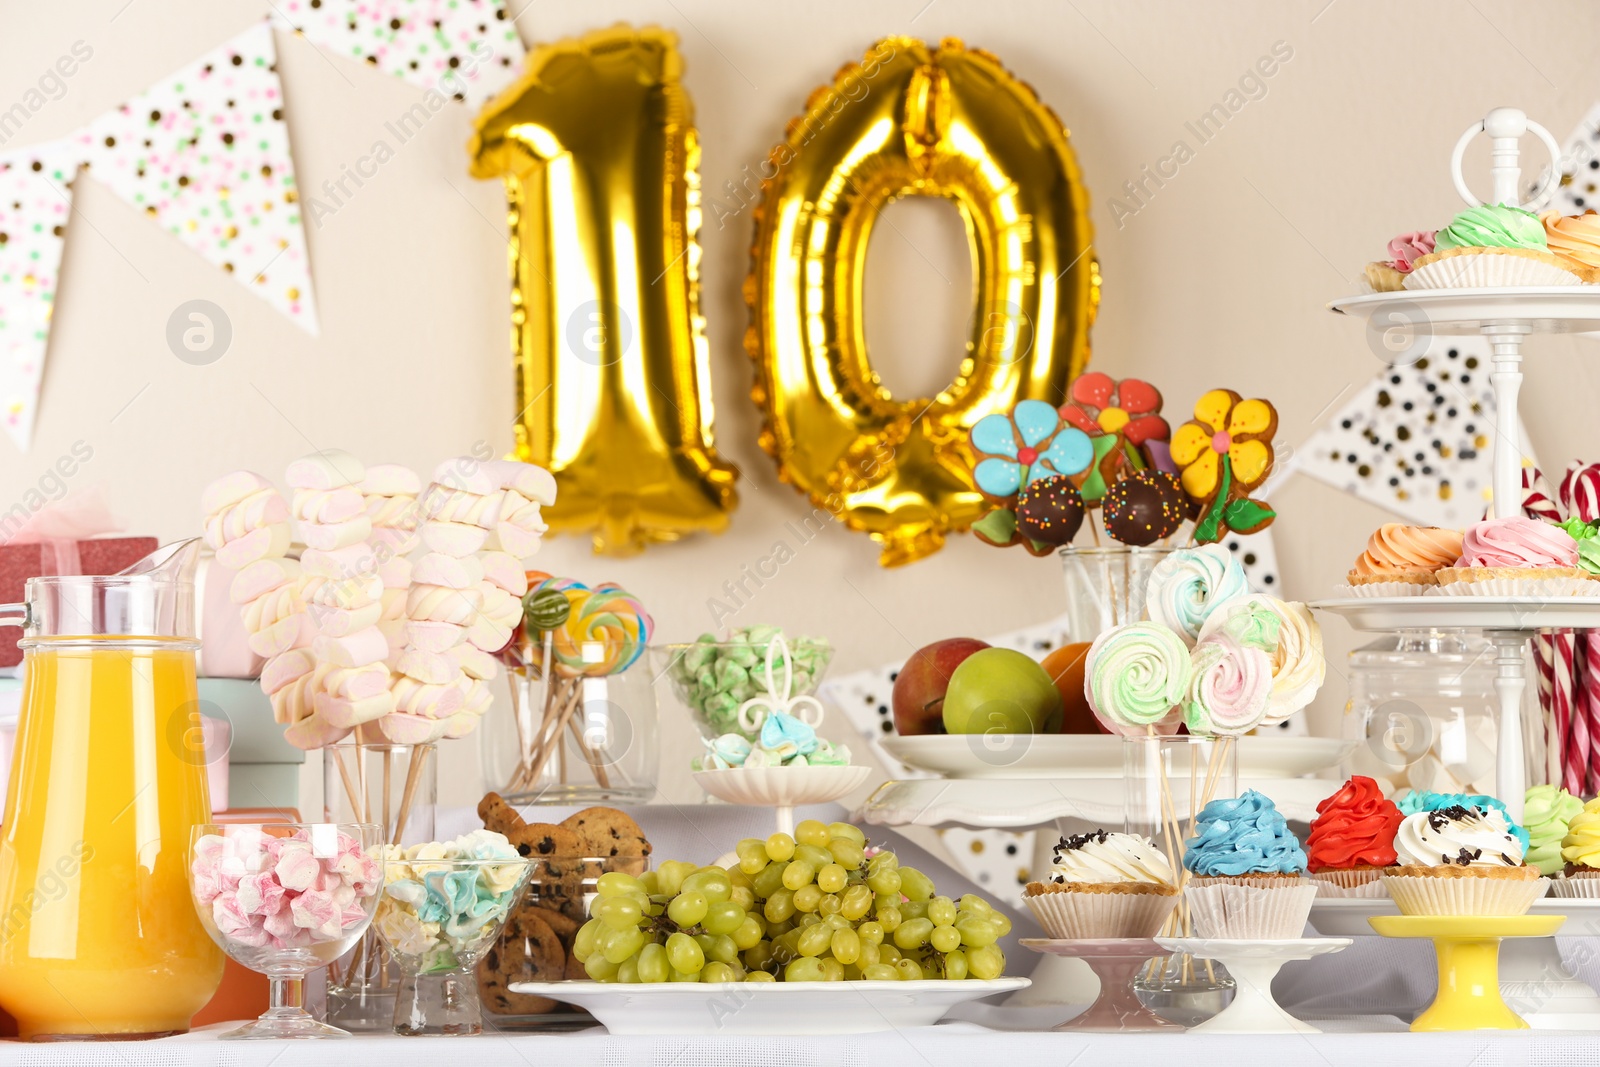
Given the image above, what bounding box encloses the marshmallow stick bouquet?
[1082,544,1326,948]
[200,450,556,843]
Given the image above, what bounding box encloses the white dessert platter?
[857,775,1343,829]
[694,764,871,835]
[1309,895,1600,1029]
[1321,106,1600,827]
[879,734,1352,781]
[504,977,1030,1035]
[1155,937,1352,1034]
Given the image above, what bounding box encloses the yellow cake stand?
[1368,914,1565,1031]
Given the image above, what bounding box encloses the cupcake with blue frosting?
[1183,790,1318,938]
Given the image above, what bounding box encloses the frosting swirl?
[1433,204,1548,251]
[1145,545,1250,645]
[1351,523,1463,575]
[1525,785,1584,875]
[1455,516,1578,568]
[1197,595,1324,723]
[1561,797,1600,870]
[1183,790,1307,876]
[1047,830,1174,886]
[1182,633,1273,737]
[1540,210,1600,270]
[1306,776,1402,871]
[1084,622,1191,733]
[1396,790,1530,850]
[1386,230,1436,272]
[1394,804,1525,867]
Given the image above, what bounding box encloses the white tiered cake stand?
[1322,106,1600,827]
[1317,106,1600,1030]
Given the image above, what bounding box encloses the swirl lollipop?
[1183,633,1273,737]
[549,582,654,677]
[1084,622,1192,734]
[1198,594,1324,725]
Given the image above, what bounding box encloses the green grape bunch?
[571,819,1009,983]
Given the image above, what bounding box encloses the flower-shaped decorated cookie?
[1060,373,1174,494]
[970,399,1094,500]
[1169,389,1278,543]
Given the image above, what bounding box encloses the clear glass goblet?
[189,822,382,1039]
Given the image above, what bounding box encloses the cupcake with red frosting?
[1434,516,1591,596]
[1306,776,1404,897]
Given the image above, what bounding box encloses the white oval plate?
[879,734,1354,780]
[505,977,1030,1035]
[693,764,872,806]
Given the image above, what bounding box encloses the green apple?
[941,648,1064,735]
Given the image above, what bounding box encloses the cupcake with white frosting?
[1022,830,1178,939]
[1381,804,1547,915]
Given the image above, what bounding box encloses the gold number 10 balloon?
[747,37,1097,565]
[470,26,738,555]
[472,29,1094,565]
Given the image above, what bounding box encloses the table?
[0,1021,1594,1065]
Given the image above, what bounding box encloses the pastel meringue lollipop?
[1197,594,1324,724]
[1084,621,1191,734]
[1183,632,1274,737]
[1145,544,1250,645]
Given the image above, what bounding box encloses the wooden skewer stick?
[391,744,431,845]
[524,681,581,790]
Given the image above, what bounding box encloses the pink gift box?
[196,552,263,679]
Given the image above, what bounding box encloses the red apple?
[892,638,990,735]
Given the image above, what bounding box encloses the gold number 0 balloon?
[746,37,1098,566]
[470,26,738,555]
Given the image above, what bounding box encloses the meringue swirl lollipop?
[1183,632,1274,737]
[1085,622,1191,734]
[1197,594,1324,725]
[1145,544,1250,645]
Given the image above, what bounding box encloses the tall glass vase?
[321,741,437,1032]
[1123,734,1239,1027]
[1060,546,1175,642]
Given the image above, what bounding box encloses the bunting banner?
[270,0,525,108]
[0,1,525,452]
[0,142,75,449]
[1293,337,1504,529]
[71,22,317,333]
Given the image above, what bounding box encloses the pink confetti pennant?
[0,141,75,451]
[73,22,318,333]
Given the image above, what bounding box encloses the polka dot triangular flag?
[0,141,75,451]
[1294,340,1501,528]
[71,21,318,335]
[270,0,525,109]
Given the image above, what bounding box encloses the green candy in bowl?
[653,626,832,741]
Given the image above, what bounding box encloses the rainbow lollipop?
[525,573,654,677]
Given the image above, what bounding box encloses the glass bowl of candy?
[189,822,382,1040]
[373,837,535,1036]
[653,627,833,742]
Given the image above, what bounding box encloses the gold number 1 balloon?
[746,37,1098,566]
[470,26,738,555]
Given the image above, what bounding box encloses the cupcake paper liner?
[1403,247,1586,290]
[1381,871,1548,915]
[1334,580,1431,599]
[1184,882,1318,939]
[1431,568,1594,598]
[1549,872,1600,898]
[1023,885,1179,939]
[1312,868,1389,897]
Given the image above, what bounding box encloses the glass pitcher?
[0,539,225,1040]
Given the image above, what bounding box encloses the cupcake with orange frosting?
[1344,523,1463,595]
[1306,776,1403,897]
[1540,210,1600,279]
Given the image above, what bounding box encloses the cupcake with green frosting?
[1525,785,1584,876]
[1406,204,1586,289]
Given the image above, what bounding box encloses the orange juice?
[0,640,224,1039]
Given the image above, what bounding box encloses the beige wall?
[4,0,1599,810]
